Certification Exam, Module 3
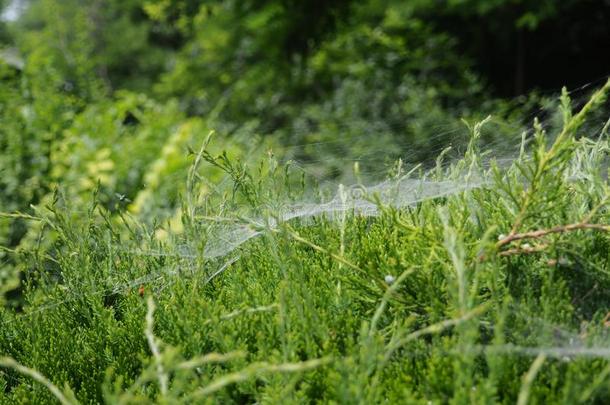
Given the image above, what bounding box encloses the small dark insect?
[138,285,145,297]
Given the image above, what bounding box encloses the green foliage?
[1,0,610,402]
[1,81,610,402]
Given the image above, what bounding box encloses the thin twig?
[517,353,547,405]
[382,304,490,365]
[201,304,279,326]
[282,225,364,274]
[145,297,168,396]
[0,357,77,405]
[497,222,610,249]
[0,211,43,221]
[369,268,414,336]
[176,351,246,371]
[186,357,332,400]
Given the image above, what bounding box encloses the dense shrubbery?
[0,78,609,403]
[1,0,610,402]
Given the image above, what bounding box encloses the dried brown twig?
[497,222,610,248]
